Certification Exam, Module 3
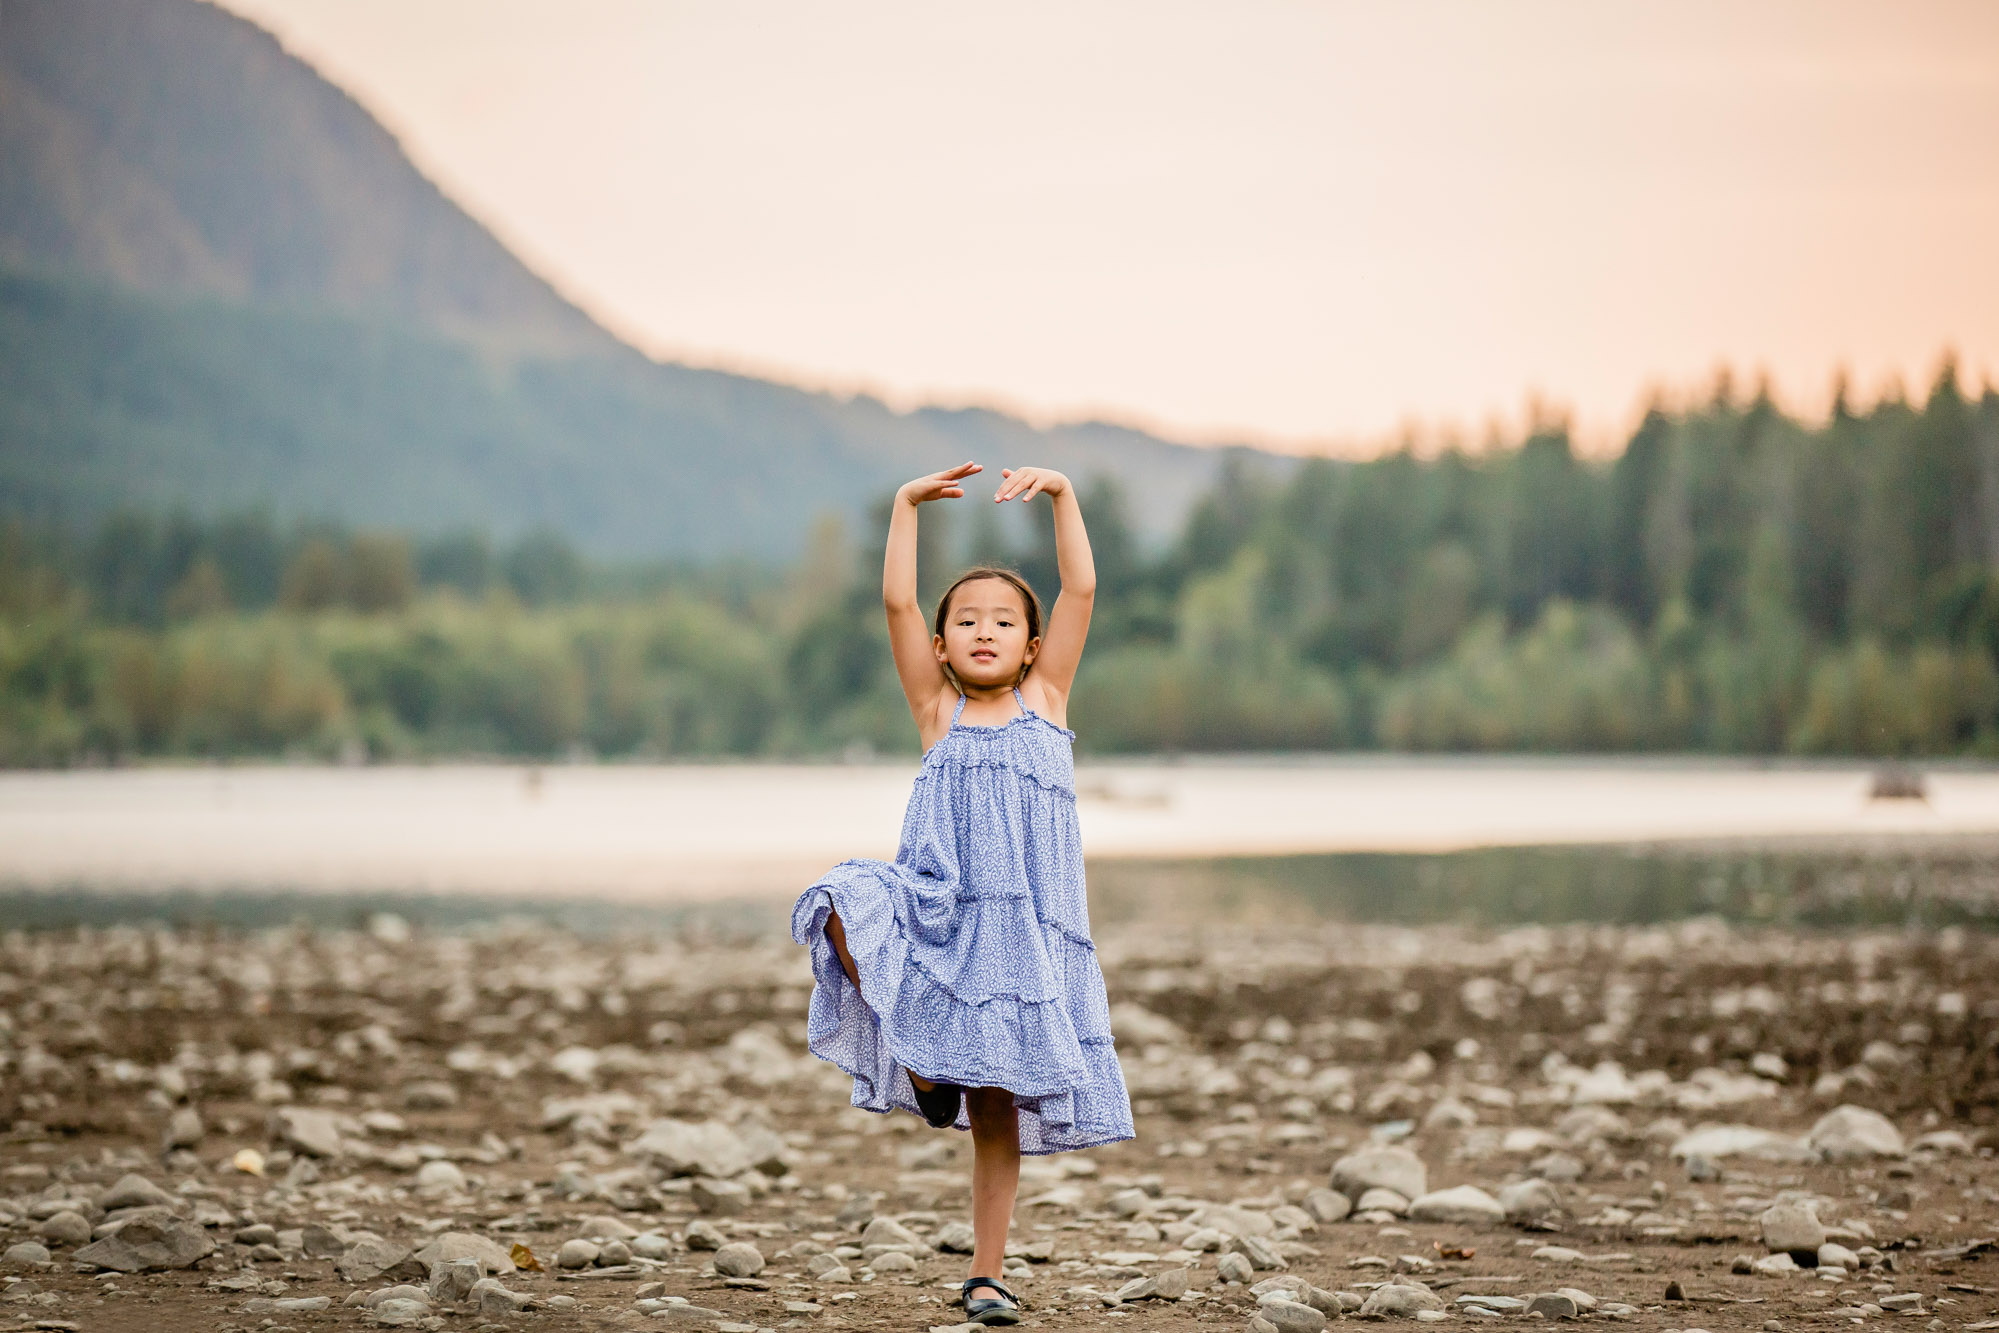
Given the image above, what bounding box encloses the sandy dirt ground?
[2,914,1996,1333]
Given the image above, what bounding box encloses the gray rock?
[412,1231,515,1275]
[1355,1187,1410,1215]
[711,1240,765,1277]
[1683,1153,1720,1181]
[1552,1287,1596,1311]
[1107,1187,1151,1218]
[1359,1283,1446,1316]
[835,1192,876,1229]
[96,1173,177,1212]
[1216,1251,1255,1283]
[73,1217,216,1272]
[1111,1275,1158,1303]
[269,1106,346,1158]
[1331,1145,1428,1201]
[1424,1096,1478,1130]
[1528,1150,1585,1183]
[1808,1105,1905,1160]
[1457,1295,1528,1312]
[557,1238,601,1269]
[869,1250,918,1274]
[469,1277,534,1315]
[337,1237,422,1283]
[625,1118,752,1178]
[631,1231,674,1260]
[1525,1293,1578,1318]
[1269,1205,1314,1233]
[860,1216,924,1248]
[244,1295,333,1313]
[363,1285,429,1308]
[1303,1188,1352,1223]
[402,1079,458,1110]
[1532,1246,1587,1263]
[599,1240,631,1265]
[163,1106,205,1151]
[370,1297,430,1327]
[234,1223,278,1247]
[3,1241,50,1268]
[684,1219,727,1250]
[1668,1124,1812,1162]
[1760,1201,1825,1253]
[1877,1293,1923,1312]
[806,1252,847,1277]
[427,1256,485,1303]
[1260,1298,1329,1333]
[934,1221,976,1253]
[577,1214,638,1241]
[691,1176,750,1214]
[1154,1268,1191,1299]
[414,1160,466,1195]
[1186,1203,1276,1237]
[1234,1234,1287,1270]
[1408,1185,1506,1226]
[37,1211,92,1246]
[1498,1178,1562,1223]
[301,1223,347,1258]
[1818,1242,1859,1270]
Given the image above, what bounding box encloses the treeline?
[3,363,1998,763]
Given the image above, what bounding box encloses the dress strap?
[951,693,967,725]
[1011,686,1028,718]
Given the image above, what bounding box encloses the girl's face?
[935,578,1038,688]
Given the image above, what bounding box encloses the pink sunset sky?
[216,0,1999,454]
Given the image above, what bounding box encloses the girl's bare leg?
[964,1085,1021,1301]
[824,909,937,1092]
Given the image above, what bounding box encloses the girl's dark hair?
[933,567,1044,684]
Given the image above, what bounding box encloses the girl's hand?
[994,466,1071,502]
[899,461,981,505]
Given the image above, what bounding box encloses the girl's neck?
[959,681,1017,704]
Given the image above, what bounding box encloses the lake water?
[4,758,1996,930]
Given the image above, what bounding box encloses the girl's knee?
[965,1087,1018,1134]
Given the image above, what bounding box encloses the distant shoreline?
[5,761,1999,904]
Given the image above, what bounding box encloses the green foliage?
[5,363,1999,762]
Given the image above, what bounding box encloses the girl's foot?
[961,1276,1021,1325]
[911,1073,963,1128]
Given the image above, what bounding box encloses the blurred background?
[4,0,1999,922]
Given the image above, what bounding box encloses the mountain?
[0,0,1278,558]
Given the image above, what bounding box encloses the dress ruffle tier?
[791,693,1135,1154]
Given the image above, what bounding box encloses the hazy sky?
[216,0,1999,453]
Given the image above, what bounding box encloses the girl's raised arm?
[995,467,1095,711]
[884,462,981,723]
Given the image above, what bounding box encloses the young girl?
[791,461,1134,1326]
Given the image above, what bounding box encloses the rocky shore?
[1,915,1995,1332]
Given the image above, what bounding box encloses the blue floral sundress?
[790,686,1135,1153]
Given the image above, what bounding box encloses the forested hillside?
[6,366,1996,762]
[0,0,1250,557]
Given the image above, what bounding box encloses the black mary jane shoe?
[911,1075,963,1129]
[961,1276,1023,1325]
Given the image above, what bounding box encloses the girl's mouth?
[972,651,996,661]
